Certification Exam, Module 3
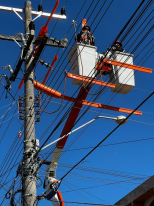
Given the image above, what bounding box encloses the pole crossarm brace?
[9,30,35,82]
[0,34,67,48]
[0,6,66,20]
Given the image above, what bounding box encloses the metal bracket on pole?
[1,74,11,90]
[3,65,14,75]
[9,31,35,82]
[32,11,42,22]
[12,37,22,48]
[14,33,27,47]
[13,8,23,21]
[0,6,66,20]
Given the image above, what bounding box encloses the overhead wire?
[5,1,153,204]
[12,0,110,167]
[0,0,73,201]
[0,0,153,203]
[57,163,149,179]
[64,180,110,204]
[0,88,5,100]
[19,0,152,168]
[42,0,149,124]
[21,0,93,143]
[59,90,154,181]
[59,44,153,159]
[63,181,94,203]
[0,0,75,198]
[37,0,115,153]
[32,0,153,180]
[18,0,117,159]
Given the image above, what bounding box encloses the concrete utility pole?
[23,1,36,206]
[0,1,67,204]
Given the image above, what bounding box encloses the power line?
[60,91,154,181]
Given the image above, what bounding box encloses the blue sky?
[0,0,153,205]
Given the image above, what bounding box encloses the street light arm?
[41,118,97,151]
[40,116,118,151]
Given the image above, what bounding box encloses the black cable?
[61,136,154,153]
[17,0,114,156]
[121,0,153,42]
[0,0,152,201]
[0,0,91,200]
[124,9,153,47]
[63,179,111,204]
[57,167,148,181]
[60,91,154,181]
[40,0,144,124]
[50,200,114,205]
[92,0,113,33]
[18,0,153,168]
[36,10,153,182]
[0,107,18,143]
[17,0,92,153]
[37,0,115,151]
[0,88,5,100]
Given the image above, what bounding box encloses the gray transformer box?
[68,43,97,86]
[109,51,135,94]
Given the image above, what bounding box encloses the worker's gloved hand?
[111,47,116,51]
[107,47,112,50]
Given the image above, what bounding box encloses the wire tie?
[23,140,32,143]
[23,176,36,179]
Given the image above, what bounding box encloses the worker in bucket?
[76,25,95,46]
[99,51,113,76]
[110,40,125,52]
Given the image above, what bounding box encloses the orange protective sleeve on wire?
[57,191,65,206]
[34,81,142,115]
[97,58,152,74]
[67,73,116,88]
[33,80,61,98]
[44,0,60,28]
[60,95,142,115]
[18,76,25,90]
[33,26,48,57]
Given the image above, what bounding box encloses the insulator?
[20,33,27,47]
[19,103,23,107]
[19,116,24,120]
[61,8,66,15]
[29,21,35,31]
[35,96,40,100]
[19,96,23,101]
[36,111,40,115]
[7,65,13,75]
[38,4,43,12]
[36,117,40,122]
[35,102,40,107]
